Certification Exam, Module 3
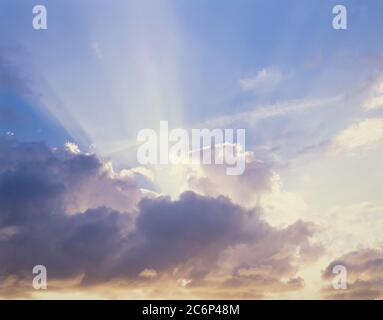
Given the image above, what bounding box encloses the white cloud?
[318,202,383,256]
[329,118,383,153]
[260,173,310,227]
[65,142,81,154]
[363,80,383,111]
[202,95,342,128]
[239,68,282,91]
[139,268,158,279]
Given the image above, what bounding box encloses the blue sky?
[2,0,383,149]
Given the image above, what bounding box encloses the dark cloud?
[322,247,383,299]
[0,137,321,297]
[109,192,255,282]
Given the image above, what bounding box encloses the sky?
[0,0,383,299]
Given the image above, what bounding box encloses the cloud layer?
[323,247,383,299]
[0,137,321,298]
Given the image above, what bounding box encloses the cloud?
[317,202,383,256]
[0,137,321,298]
[239,68,282,92]
[186,151,274,208]
[202,96,342,128]
[329,118,383,154]
[363,80,383,111]
[322,247,383,299]
[65,142,81,154]
[180,147,313,228]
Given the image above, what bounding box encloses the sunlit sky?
[1,0,383,299]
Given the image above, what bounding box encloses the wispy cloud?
[363,79,383,111]
[239,68,282,92]
[202,95,342,128]
[329,118,383,154]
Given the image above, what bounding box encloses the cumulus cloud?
[0,137,321,298]
[0,137,143,215]
[186,150,273,208]
[179,148,311,228]
[322,247,383,299]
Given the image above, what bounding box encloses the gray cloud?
[322,247,383,299]
[0,137,321,297]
